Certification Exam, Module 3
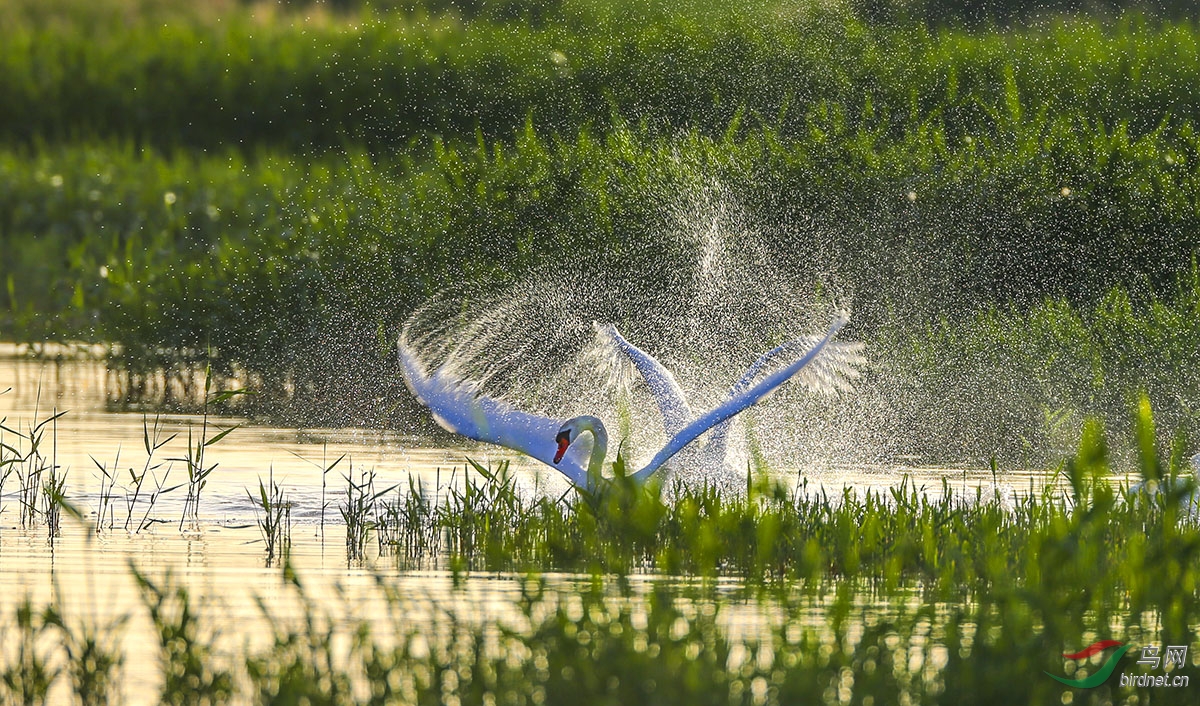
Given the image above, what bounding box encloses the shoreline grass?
[6,387,1198,600]
[5,110,1200,454]
[1,389,1197,703]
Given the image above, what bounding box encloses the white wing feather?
[604,320,865,468]
[398,341,594,486]
[598,324,692,437]
[401,313,862,489]
[631,314,856,482]
[703,330,865,462]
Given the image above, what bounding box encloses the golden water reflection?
[0,347,1088,703]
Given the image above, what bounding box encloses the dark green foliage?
[43,610,126,706]
[369,405,1200,612]
[6,4,1200,436]
[246,570,353,706]
[875,275,1200,458]
[3,5,1200,150]
[5,106,1200,429]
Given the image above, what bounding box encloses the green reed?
[84,414,184,534]
[175,364,248,530]
[248,469,293,566]
[363,399,1200,611]
[375,472,442,563]
[0,403,1193,704]
[130,566,235,706]
[41,607,126,706]
[0,601,57,706]
[0,398,70,540]
[340,467,395,562]
[4,545,1195,705]
[2,3,1200,150]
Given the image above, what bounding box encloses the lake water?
[0,345,1080,703]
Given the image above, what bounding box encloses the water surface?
[0,346,1074,703]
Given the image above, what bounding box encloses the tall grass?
[1,5,1199,150]
[872,271,1200,460]
[359,400,1197,605]
[0,403,1193,702]
[4,102,1200,426]
[248,469,293,565]
[131,566,235,706]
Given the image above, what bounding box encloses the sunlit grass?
[2,3,1200,150]
[3,387,1199,703]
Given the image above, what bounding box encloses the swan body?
[399,313,862,489]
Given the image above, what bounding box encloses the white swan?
[399,313,862,489]
[1128,452,1200,518]
[598,322,864,471]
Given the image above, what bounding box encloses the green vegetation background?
[4,0,1200,459]
[3,4,1200,705]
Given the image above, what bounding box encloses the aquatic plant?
[248,469,293,565]
[0,400,68,534]
[356,399,1200,611]
[4,96,1200,444]
[42,609,126,706]
[130,566,235,706]
[175,365,249,530]
[0,401,1190,703]
[89,449,118,534]
[375,472,442,564]
[124,414,181,533]
[340,467,394,562]
[0,600,57,706]
[246,568,353,706]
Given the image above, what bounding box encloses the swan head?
[553,416,606,465]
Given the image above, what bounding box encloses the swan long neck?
[571,415,608,481]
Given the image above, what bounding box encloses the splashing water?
[400,182,863,488]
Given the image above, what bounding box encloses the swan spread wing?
[398,342,593,486]
[401,313,860,489]
[632,314,856,482]
[704,325,866,462]
[599,324,692,437]
[606,321,864,451]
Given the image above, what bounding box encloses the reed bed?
[2,390,1198,703]
[2,3,1200,150]
[3,434,1198,706]
[5,3,1200,445]
[369,419,1198,605]
[4,107,1200,433]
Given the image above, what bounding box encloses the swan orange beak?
[553,431,570,464]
